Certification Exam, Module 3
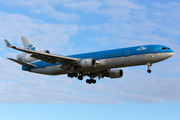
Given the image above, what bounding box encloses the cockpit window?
[162,47,171,50]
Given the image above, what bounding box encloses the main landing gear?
[86,79,96,84]
[147,63,152,73]
[67,73,78,78]
[67,73,97,84]
[67,73,83,80]
[78,73,83,80]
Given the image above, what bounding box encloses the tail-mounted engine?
[78,59,96,68]
[18,54,35,62]
[106,69,123,78]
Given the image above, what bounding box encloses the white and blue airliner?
[5,36,174,84]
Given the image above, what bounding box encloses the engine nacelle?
[106,69,123,78]
[18,54,35,62]
[78,59,96,68]
[44,50,50,53]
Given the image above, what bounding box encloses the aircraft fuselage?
[24,45,174,75]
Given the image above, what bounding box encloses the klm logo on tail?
[28,44,36,50]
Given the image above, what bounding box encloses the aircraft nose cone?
[169,52,174,57]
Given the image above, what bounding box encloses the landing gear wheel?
[92,79,96,84]
[86,79,91,84]
[147,63,152,73]
[86,79,96,84]
[147,69,151,73]
[78,75,83,80]
[67,73,78,78]
[67,73,71,77]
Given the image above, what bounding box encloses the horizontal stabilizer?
[7,58,36,68]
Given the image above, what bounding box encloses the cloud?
[118,93,165,103]
[91,37,110,46]
[86,22,177,48]
[0,0,79,21]
[62,0,146,22]
[1,70,179,104]
[63,1,102,13]
[152,2,180,36]
[100,0,146,22]
[48,12,79,21]
[0,11,79,53]
[119,78,180,102]
[105,0,145,9]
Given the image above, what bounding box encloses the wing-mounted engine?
[78,59,96,68]
[44,50,50,53]
[106,69,123,78]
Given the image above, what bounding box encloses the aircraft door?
[125,50,129,56]
[152,47,158,62]
[125,50,130,65]
[154,47,158,54]
[115,50,130,66]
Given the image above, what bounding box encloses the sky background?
[0,0,180,120]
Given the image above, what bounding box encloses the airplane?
[4,36,174,84]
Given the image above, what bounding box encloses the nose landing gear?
[147,63,152,73]
[147,69,151,73]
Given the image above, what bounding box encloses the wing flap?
[30,54,57,64]
[7,58,36,68]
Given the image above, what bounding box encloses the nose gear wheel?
[147,63,152,73]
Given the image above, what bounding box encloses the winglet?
[4,39,12,48]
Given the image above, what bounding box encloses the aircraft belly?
[123,53,159,67]
[30,65,65,75]
[113,57,130,67]
[111,53,159,68]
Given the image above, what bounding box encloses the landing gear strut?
[78,73,83,80]
[147,63,152,73]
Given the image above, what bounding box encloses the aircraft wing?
[4,39,81,64]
